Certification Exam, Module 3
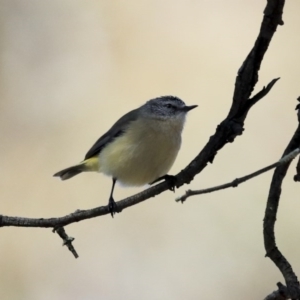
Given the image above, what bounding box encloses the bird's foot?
[150,175,177,192]
[164,175,177,192]
[108,197,121,218]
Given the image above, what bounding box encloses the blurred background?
[1,0,300,299]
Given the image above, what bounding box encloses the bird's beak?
[183,105,198,112]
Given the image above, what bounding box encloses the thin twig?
[176,148,300,203]
[53,227,79,258]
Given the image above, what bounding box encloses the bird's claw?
[164,175,177,192]
[108,197,121,218]
[150,174,177,192]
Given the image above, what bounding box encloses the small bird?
[54,96,197,216]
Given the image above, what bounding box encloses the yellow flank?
[82,156,99,172]
[98,117,183,186]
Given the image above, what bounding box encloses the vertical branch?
[263,102,300,299]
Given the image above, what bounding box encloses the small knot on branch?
[227,121,244,142]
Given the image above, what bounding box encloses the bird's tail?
[53,157,99,180]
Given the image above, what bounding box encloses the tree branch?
[264,282,289,300]
[54,227,79,258]
[228,0,284,120]
[263,99,300,299]
[176,148,300,203]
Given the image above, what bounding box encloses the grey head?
[139,96,198,120]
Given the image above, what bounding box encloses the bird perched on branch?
[54,96,197,216]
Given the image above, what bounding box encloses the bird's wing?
[84,108,140,160]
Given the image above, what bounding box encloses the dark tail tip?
[53,165,83,180]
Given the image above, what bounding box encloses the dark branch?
[263,99,300,299]
[293,97,300,182]
[237,77,280,120]
[228,0,285,120]
[175,0,285,184]
[54,227,79,258]
[0,185,170,228]
[264,282,289,300]
[176,148,299,203]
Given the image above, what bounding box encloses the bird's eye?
[165,104,173,109]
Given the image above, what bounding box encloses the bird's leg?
[150,175,177,192]
[108,178,120,217]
